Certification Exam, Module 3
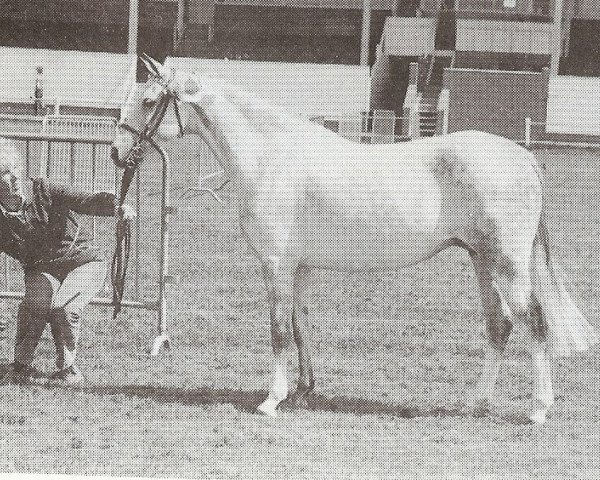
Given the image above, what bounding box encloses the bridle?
[111,70,184,319]
[114,80,184,169]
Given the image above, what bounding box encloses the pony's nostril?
[111,146,126,168]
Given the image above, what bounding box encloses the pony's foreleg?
[528,304,554,424]
[257,258,294,417]
[286,265,314,408]
[474,344,503,410]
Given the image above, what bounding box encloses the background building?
[1,1,597,73]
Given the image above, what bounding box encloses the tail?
[531,216,599,357]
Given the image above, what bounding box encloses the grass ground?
[0,142,598,479]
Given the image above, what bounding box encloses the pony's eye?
[143,97,156,107]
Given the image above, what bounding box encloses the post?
[360,0,371,66]
[409,61,418,85]
[177,0,185,43]
[178,0,185,31]
[403,62,419,138]
[550,0,564,75]
[525,117,531,147]
[128,0,139,55]
[436,89,449,136]
[34,66,44,116]
[148,139,173,356]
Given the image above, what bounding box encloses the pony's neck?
[190,90,293,180]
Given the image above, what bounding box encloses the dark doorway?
[564,19,600,76]
[371,56,416,115]
[393,0,420,16]
[434,0,456,51]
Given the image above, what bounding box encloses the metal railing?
[41,114,117,193]
[313,113,410,143]
[524,117,600,149]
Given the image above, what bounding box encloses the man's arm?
[48,182,117,217]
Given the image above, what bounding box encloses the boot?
[48,308,84,387]
[0,362,46,386]
[14,304,47,367]
[46,365,84,387]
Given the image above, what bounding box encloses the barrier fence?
[0,130,173,355]
[41,115,118,192]
[312,112,409,143]
[0,113,44,133]
[524,117,600,149]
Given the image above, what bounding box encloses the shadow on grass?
[78,384,486,421]
[303,394,534,425]
[80,384,267,413]
[305,393,482,420]
[0,361,533,424]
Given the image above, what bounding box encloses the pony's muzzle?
[110,146,120,164]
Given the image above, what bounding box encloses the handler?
[0,137,135,386]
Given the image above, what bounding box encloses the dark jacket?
[0,178,116,279]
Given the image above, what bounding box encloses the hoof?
[279,397,306,412]
[529,408,548,424]
[256,398,280,417]
[280,389,310,411]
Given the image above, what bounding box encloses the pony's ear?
[140,54,170,79]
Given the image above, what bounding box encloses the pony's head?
[111,55,212,167]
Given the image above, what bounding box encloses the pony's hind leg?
[257,257,295,417]
[471,257,513,412]
[486,256,554,424]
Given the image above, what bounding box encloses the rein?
[111,88,183,319]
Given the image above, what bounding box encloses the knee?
[493,272,531,320]
[22,272,59,312]
[507,274,532,318]
[51,306,83,328]
[16,303,48,331]
[21,288,54,314]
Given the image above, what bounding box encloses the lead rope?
[111,153,139,319]
[111,90,184,319]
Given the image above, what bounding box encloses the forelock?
[183,76,200,95]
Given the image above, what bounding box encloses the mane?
[192,74,301,135]
[188,73,348,147]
